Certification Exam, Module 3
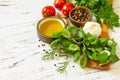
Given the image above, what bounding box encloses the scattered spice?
[38,45,40,47]
[72,65,75,68]
[55,54,58,56]
[41,44,45,46]
[43,49,46,51]
[54,64,57,66]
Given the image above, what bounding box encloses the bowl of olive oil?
[37,17,66,43]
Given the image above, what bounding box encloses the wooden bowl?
[37,17,66,43]
[69,6,92,27]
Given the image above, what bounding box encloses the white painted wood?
[0,0,120,80]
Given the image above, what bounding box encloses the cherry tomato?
[42,6,56,17]
[62,3,75,17]
[54,0,66,10]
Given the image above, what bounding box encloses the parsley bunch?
[75,0,120,28]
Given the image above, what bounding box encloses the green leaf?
[108,39,117,48]
[62,29,71,39]
[87,35,97,42]
[82,44,86,53]
[50,39,60,48]
[52,32,62,38]
[67,26,77,32]
[62,39,72,47]
[78,29,86,38]
[96,47,103,53]
[97,52,108,63]
[92,52,98,60]
[86,51,93,59]
[74,51,81,62]
[99,38,108,47]
[110,54,120,63]
[111,43,117,55]
[109,42,119,63]
[80,54,88,68]
[68,44,80,51]
[91,38,99,46]
[99,60,111,66]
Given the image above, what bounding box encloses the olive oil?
[39,19,64,36]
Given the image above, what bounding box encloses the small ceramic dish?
[37,17,66,43]
[69,6,92,27]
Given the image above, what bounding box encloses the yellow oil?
[39,19,64,36]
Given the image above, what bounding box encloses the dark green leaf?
[86,51,93,59]
[99,38,108,47]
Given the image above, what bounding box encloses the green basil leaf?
[67,26,77,32]
[68,44,80,51]
[62,39,72,47]
[97,52,108,63]
[111,43,116,55]
[92,52,98,60]
[80,54,88,68]
[99,38,108,47]
[87,51,93,60]
[109,42,119,63]
[74,51,81,62]
[50,39,60,48]
[52,32,62,38]
[78,29,86,38]
[91,38,99,46]
[110,54,120,63]
[82,44,86,53]
[62,29,71,39]
[99,60,111,66]
[96,47,103,53]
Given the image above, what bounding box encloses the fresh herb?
[42,26,119,73]
[56,60,69,74]
[75,0,120,28]
[42,47,58,60]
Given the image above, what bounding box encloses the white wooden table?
[0,0,120,80]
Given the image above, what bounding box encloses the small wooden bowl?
[69,6,92,27]
[37,17,66,43]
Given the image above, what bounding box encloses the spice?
[71,9,90,22]
[43,49,46,51]
[41,44,45,46]
[38,45,40,47]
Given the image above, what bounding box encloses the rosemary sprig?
[42,47,58,60]
[56,60,69,74]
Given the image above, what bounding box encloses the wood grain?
[0,0,120,80]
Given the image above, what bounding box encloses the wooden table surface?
[0,0,120,80]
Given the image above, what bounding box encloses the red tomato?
[42,6,56,17]
[62,3,75,17]
[54,0,66,10]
